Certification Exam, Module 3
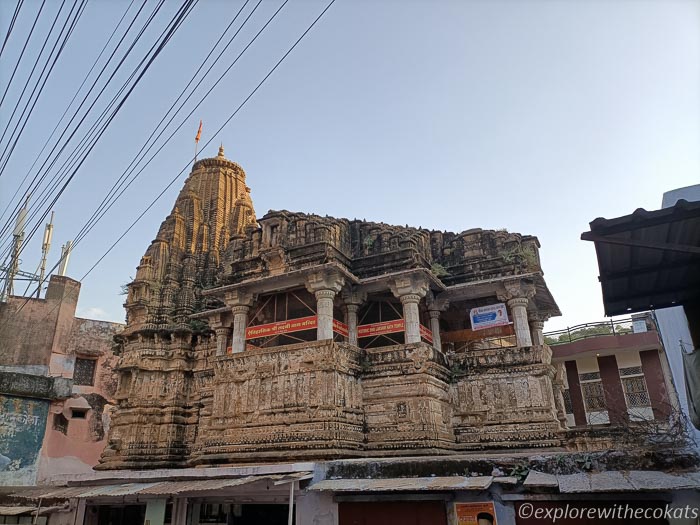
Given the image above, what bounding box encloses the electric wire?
[0,0,88,177]
[3,0,338,329]
[73,0,276,248]
[0,0,137,230]
[0,0,151,242]
[0,0,25,60]
[4,0,199,273]
[8,0,197,266]
[0,0,47,108]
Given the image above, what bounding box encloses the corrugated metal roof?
[582,198,700,316]
[0,506,36,515]
[138,476,268,495]
[77,483,162,497]
[139,472,313,495]
[308,476,493,492]
[14,472,314,500]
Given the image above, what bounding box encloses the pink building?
[0,275,123,486]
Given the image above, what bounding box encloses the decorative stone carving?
[101,149,566,471]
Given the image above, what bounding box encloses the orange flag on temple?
[195,120,202,143]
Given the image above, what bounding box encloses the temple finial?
[218,144,225,158]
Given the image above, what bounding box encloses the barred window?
[74,358,96,386]
[619,366,643,377]
[563,389,573,414]
[579,371,601,381]
[622,376,651,408]
[582,381,606,411]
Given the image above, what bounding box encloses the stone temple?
[99,146,564,470]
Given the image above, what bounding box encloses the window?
[53,413,69,434]
[74,358,96,386]
[622,376,651,408]
[581,381,606,411]
[71,408,88,419]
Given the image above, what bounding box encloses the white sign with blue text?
[469,303,509,331]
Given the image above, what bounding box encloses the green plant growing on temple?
[501,245,539,270]
[509,462,530,482]
[430,262,449,278]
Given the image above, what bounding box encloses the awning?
[581,199,700,316]
[0,506,37,516]
[308,476,493,492]
[13,472,313,500]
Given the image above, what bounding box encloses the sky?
[0,0,698,332]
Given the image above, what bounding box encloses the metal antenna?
[58,240,73,277]
[35,211,55,297]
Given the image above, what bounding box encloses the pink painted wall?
[37,318,122,483]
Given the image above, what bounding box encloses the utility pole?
[0,195,30,302]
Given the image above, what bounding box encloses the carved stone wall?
[192,340,363,464]
[101,150,566,470]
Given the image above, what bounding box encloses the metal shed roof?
[581,199,700,316]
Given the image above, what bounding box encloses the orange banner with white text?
[246,315,317,339]
[358,319,405,338]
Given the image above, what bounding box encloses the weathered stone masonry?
[99,147,563,470]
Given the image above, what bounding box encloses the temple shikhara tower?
[100,146,564,470]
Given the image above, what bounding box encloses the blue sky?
[0,0,698,331]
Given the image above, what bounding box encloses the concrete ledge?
[0,371,72,400]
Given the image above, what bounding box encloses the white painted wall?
[655,184,700,452]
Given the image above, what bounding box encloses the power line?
[0,0,47,108]
[0,0,161,249]
[0,0,88,177]
[0,0,25,60]
[3,0,339,328]
[3,0,199,271]
[0,0,151,241]
[73,0,273,247]
[0,0,137,230]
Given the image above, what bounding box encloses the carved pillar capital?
[346,303,360,314]
[507,296,530,309]
[224,288,256,308]
[231,304,250,316]
[497,278,536,303]
[389,274,430,300]
[314,289,337,301]
[399,293,422,306]
[429,309,442,320]
[341,289,367,307]
[426,291,449,314]
[528,311,551,323]
[305,269,345,295]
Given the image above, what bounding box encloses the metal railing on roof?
[543,317,650,346]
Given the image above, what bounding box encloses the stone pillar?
[428,310,442,349]
[306,270,345,341]
[223,289,255,354]
[346,304,359,346]
[231,305,250,354]
[390,274,430,345]
[400,294,422,344]
[315,290,336,340]
[426,292,448,351]
[498,279,536,348]
[529,315,547,346]
[342,290,366,347]
[508,297,532,348]
[214,325,230,356]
